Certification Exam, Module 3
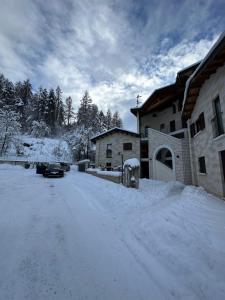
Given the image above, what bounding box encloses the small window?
[170,120,176,132]
[123,143,132,151]
[198,156,206,174]
[190,123,196,137]
[160,123,165,131]
[172,104,176,114]
[196,112,205,133]
[106,144,112,158]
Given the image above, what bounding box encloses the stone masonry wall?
[95,133,140,168]
[147,128,192,184]
[189,64,225,197]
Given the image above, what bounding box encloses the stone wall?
[95,133,140,168]
[189,64,225,197]
[86,170,121,184]
[146,128,192,184]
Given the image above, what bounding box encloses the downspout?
[187,119,195,185]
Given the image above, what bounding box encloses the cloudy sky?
[0,0,224,130]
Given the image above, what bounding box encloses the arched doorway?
[153,146,175,181]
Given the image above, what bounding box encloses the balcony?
[141,120,187,140]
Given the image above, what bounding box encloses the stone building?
[91,128,140,170]
[130,63,199,184]
[90,33,225,198]
[182,33,225,197]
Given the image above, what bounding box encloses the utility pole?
[136,94,142,133]
[136,94,142,107]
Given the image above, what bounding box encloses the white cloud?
[0,0,223,130]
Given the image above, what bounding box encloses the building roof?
[182,32,225,119]
[130,62,199,117]
[91,127,139,143]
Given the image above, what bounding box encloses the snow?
[87,168,122,177]
[0,165,225,300]
[2,135,72,163]
[96,170,122,177]
[77,159,90,164]
[124,158,140,168]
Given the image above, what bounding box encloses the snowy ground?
[0,165,225,300]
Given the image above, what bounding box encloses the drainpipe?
[187,119,195,185]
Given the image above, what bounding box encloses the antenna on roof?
[136,94,142,107]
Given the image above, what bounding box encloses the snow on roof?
[182,31,225,115]
[91,127,139,142]
[124,158,140,168]
[176,61,201,75]
[77,159,90,164]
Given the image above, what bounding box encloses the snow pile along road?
[0,165,225,300]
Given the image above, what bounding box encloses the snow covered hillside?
[2,135,72,163]
[0,164,225,300]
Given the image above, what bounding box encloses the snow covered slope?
[5,135,72,163]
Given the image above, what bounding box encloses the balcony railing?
[141,120,185,138]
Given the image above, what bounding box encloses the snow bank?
[77,159,90,164]
[86,168,97,173]
[96,170,122,177]
[124,158,140,168]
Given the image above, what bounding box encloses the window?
[198,156,206,174]
[160,123,165,131]
[212,97,224,137]
[106,144,112,158]
[170,120,176,132]
[196,112,205,133]
[123,143,132,151]
[190,123,196,137]
[172,104,176,114]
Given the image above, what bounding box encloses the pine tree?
[64,96,74,126]
[77,90,92,129]
[48,89,56,132]
[112,111,123,128]
[105,109,112,130]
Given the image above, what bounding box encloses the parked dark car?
[43,163,64,178]
[60,162,70,172]
[36,163,48,174]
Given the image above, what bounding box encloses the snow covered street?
[0,165,225,300]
